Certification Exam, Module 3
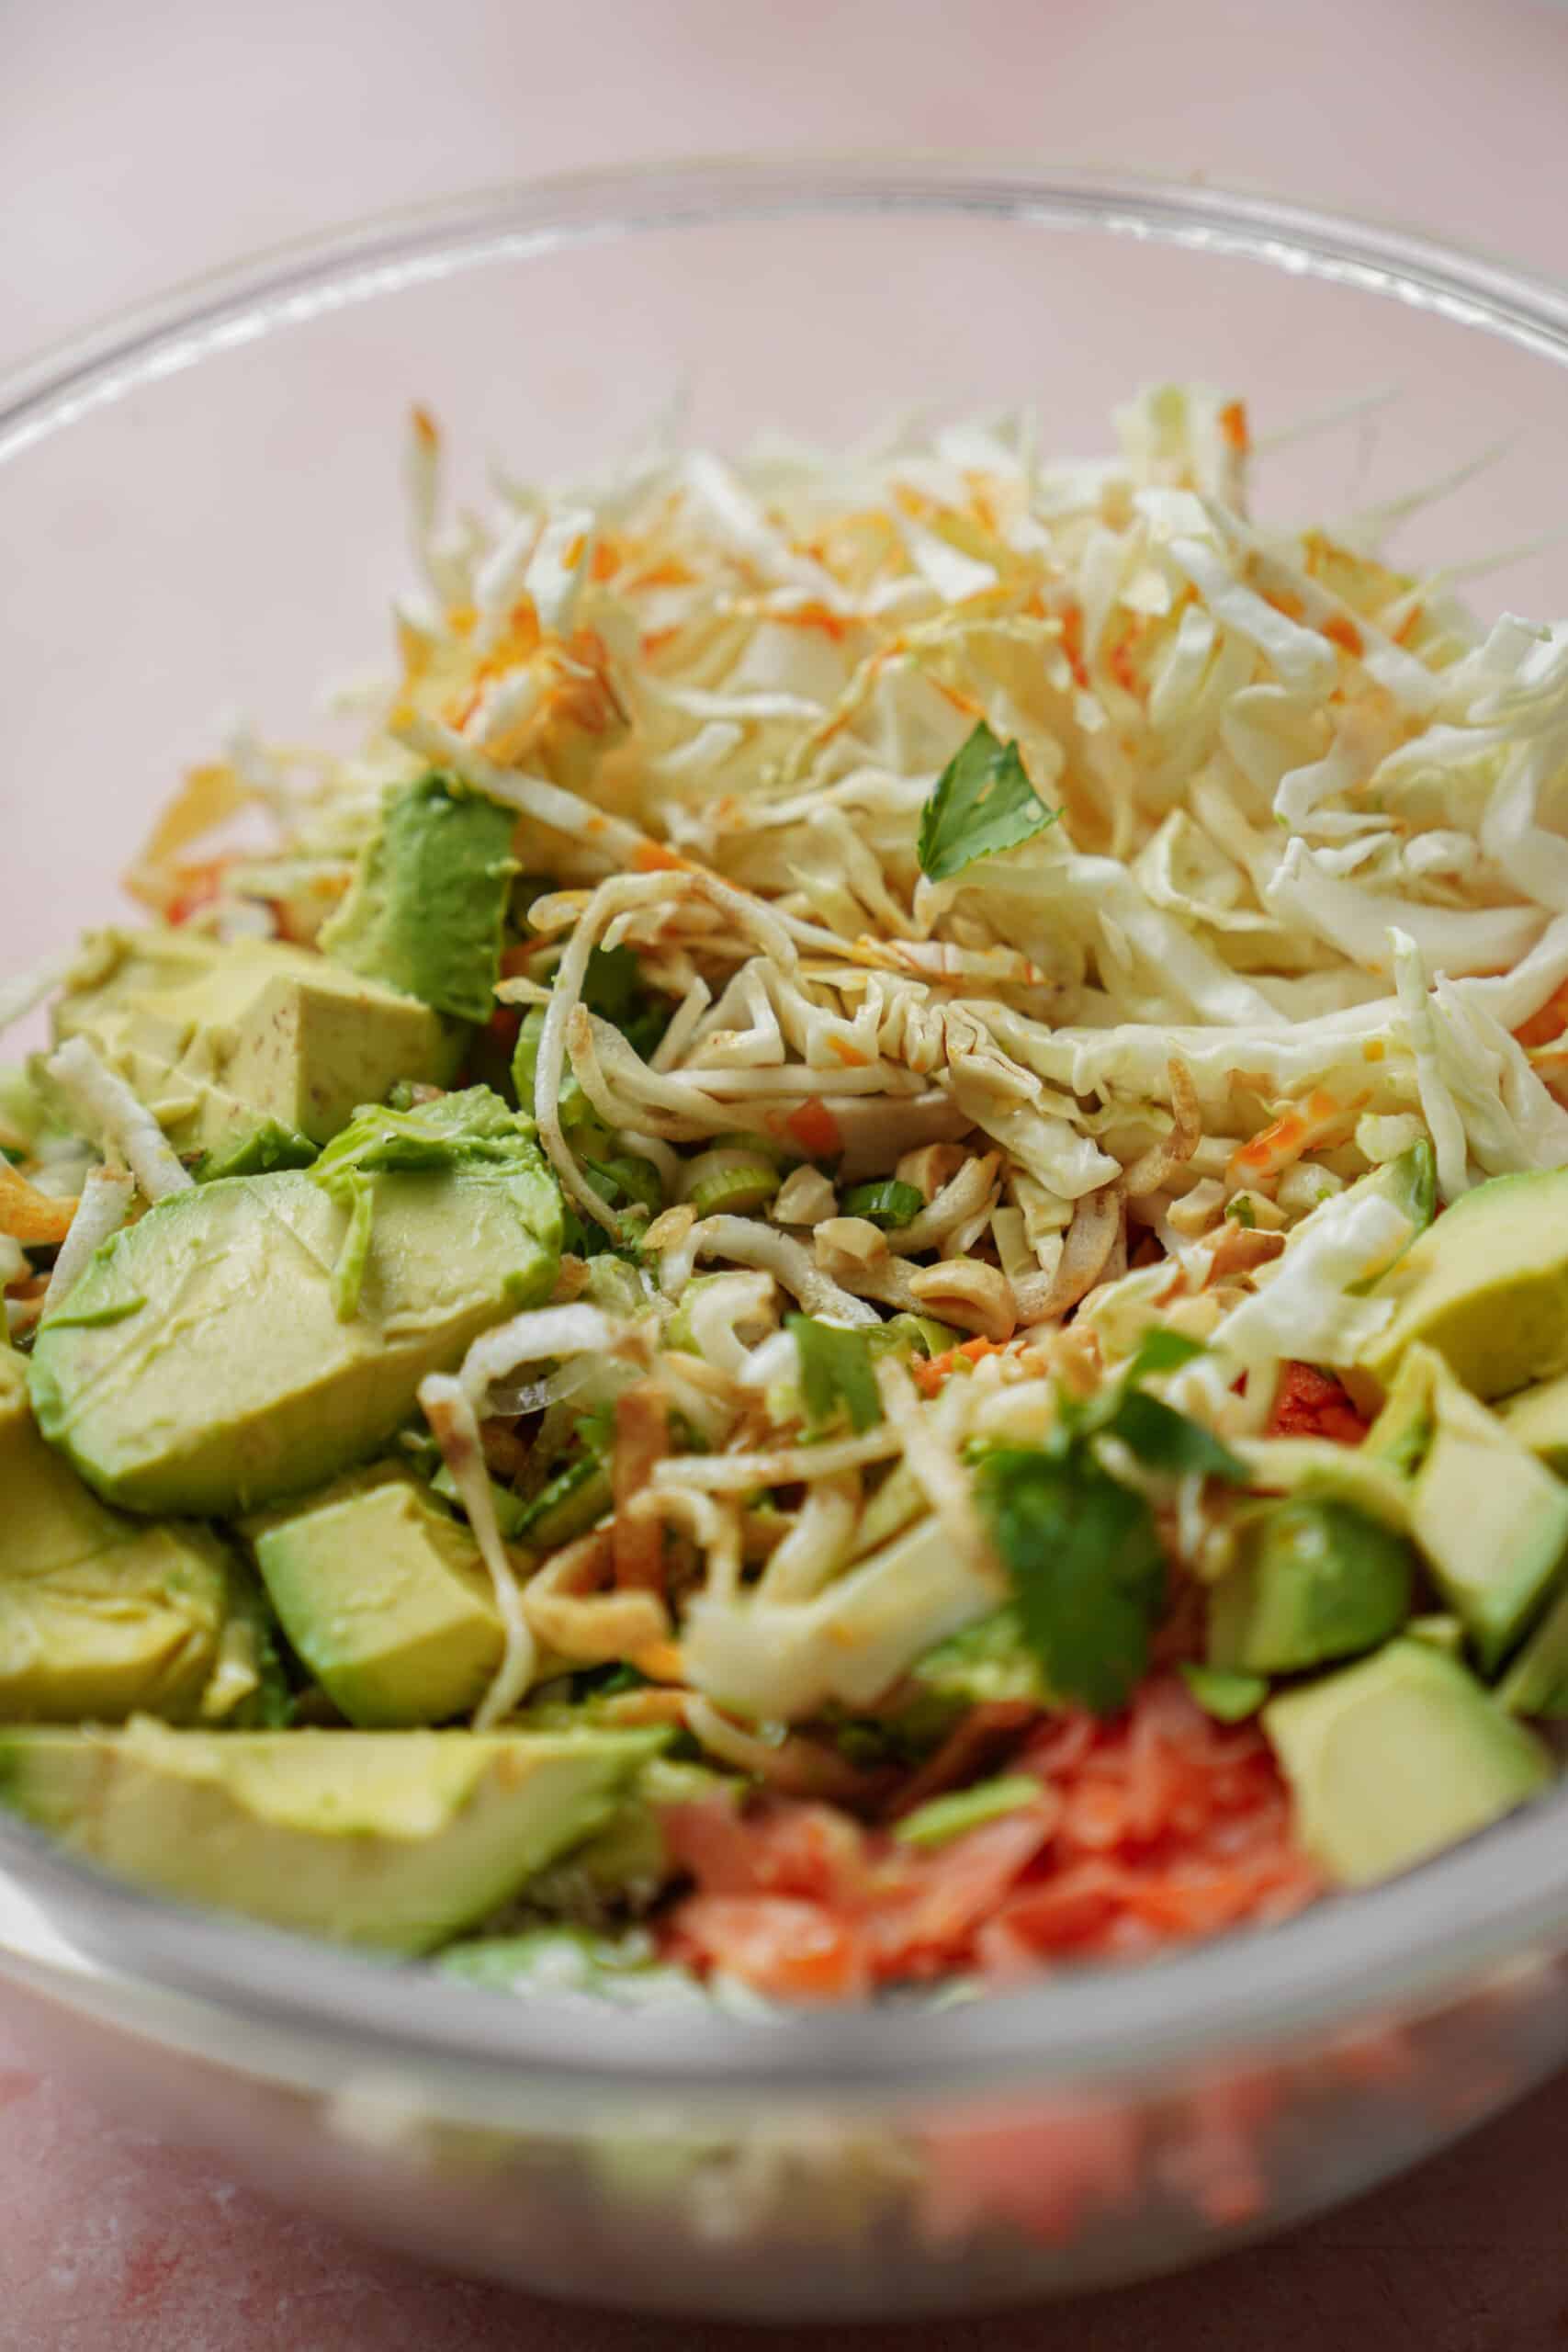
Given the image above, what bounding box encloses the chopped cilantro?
[976,1448,1166,1715]
[974,1330,1245,1712]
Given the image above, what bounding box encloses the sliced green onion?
[517,1455,613,1547]
[840,1179,924,1229]
[583,1154,663,1219]
[682,1148,781,1218]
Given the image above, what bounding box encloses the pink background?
[6,0,1568,2342]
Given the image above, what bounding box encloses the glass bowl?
[5,157,1568,2318]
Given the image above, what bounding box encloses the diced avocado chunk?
[1406,1358,1568,1672]
[0,1720,660,1953]
[1405,1613,1466,1658]
[321,773,518,1024]
[54,927,457,1159]
[1207,1498,1415,1676]
[1496,1580,1568,1719]
[0,1344,261,1724]
[1500,1371,1568,1475]
[246,1465,505,1728]
[1263,1639,1551,1887]
[28,1154,561,1516]
[1363,1345,1437,1478]
[1358,1169,1568,1400]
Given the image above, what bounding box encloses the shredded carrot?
[1217,399,1250,455]
[1226,1089,1350,1184]
[783,1098,842,1159]
[1514,978,1568,1050]
[1267,1361,1369,1446]
[633,841,688,875]
[1059,605,1089,689]
[912,1335,1001,1397]
[825,1036,871,1069]
[773,600,856,642]
[164,857,231,928]
[1321,614,1363,658]
[659,1676,1318,2003]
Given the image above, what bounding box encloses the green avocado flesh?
[321,774,519,1024]
[0,1720,659,1952]
[1263,1639,1551,1887]
[28,1158,561,1516]
[0,1345,263,1723]
[1501,1371,1568,1474]
[55,928,457,1159]
[1207,1498,1415,1676]
[1359,1170,1568,1401]
[1405,1356,1568,1673]
[247,1466,504,1728]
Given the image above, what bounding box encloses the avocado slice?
[54,927,458,1160]
[320,774,519,1025]
[1357,1170,1568,1401]
[1362,1344,1437,1478]
[28,1155,561,1517]
[1207,1498,1416,1676]
[1495,1573,1568,1717]
[1499,1372,1568,1475]
[0,1719,660,1953]
[0,1344,265,1724]
[1405,1358,1568,1672]
[1263,1638,1551,1886]
[246,1465,505,1728]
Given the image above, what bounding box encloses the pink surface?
[5,1998,1568,2349]
[8,0,1568,2340]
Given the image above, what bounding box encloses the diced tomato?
[1267,1360,1369,1446]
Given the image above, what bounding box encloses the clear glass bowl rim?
[6,153,1568,2110]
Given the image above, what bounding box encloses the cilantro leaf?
[787,1314,883,1434]
[583,943,645,1025]
[916,722,1058,883]
[1101,1389,1248,1485]
[1123,1328,1206,1383]
[976,1448,1165,1714]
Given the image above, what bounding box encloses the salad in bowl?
[5,380,1568,2011]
